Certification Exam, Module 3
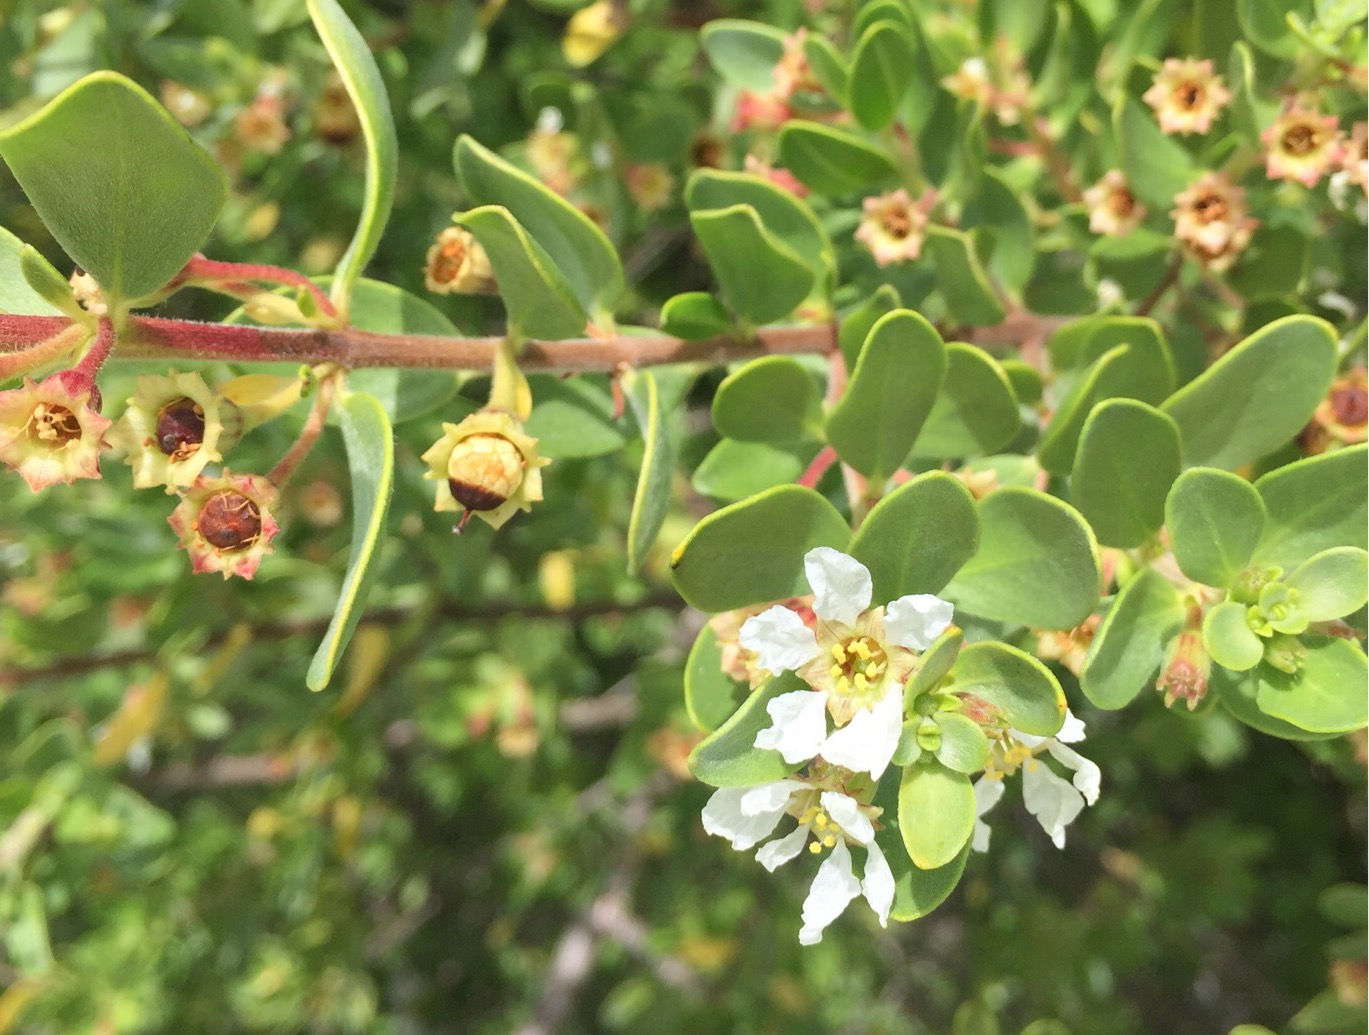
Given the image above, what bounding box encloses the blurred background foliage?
[0,0,1364,1033]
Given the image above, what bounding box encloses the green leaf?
[1285,548,1369,621]
[670,485,850,612]
[873,777,970,921]
[777,120,899,196]
[944,489,1101,630]
[949,642,1067,736]
[660,292,732,340]
[1161,316,1338,470]
[925,226,1007,326]
[455,205,587,340]
[1214,661,1345,741]
[684,622,747,732]
[826,310,947,480]
[1080,568,1187,709]
[1228,225,1310,301]
[898,760,977,869]
[306,392,395,692]
[1203,600,1265,671]
[623,370,673,575]
[1039,348,1143,476]
[688,672,807,787]
[803,33,850,102]
[0,227,62,316]
[1253,445,1368,569]
[1238,0,1315,57]
[1077,316,1175,405]
[308,0,397,315]
[1166,468,1266,587]
[907,626,964,700]
[712,356,820,443]
[0,71,227,303]
[524,375,627,459]
[934,713,992,774]
[849,20,915,131]
[699,19,787,91]
[455,135,624,324]
[913,343,1021,458]
[962,169,1036,292]
[854,0,915,35]
[690,205,815,326]
[1113,93,1196,209]
[1072,399,1181,548]
[1254,638,1368,733]
[691,438,816,502]
[838,284,900,371]
[848,472,979,600]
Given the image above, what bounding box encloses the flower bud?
[168,471,280,579]
[1263,633,1307,675]
[1156,625,1211,711]
[0,371,112,491]
[109,371,243,490]
[420,410,550,531]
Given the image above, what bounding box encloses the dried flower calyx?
[0,370,112,492]
[109,371,243,490]
[421,410,550,531]
[168,470,280,580]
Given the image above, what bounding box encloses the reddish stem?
[175,255,338,321]
[267,375,336,487]
[68,317,115,388]
[797,445,838,489]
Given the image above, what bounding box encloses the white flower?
[971,709,1101,851]
[702,778,894,945]
[738,548,953,780]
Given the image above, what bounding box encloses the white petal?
[1056,708,1087,744]
[973,775,1007,818]
[738,779,805,816]
[818,687,903,779]
[739,606,821,673]
[754,690,829,763]
[797,840,861,945]
[860,841,895,927]
[1021,759,1085,850]
[883,594,955,651]
[702,787,787,850]
[819,791,874,844]
[756,824,810,871]
[1045,741,1102,806]
[804,548,872,625]
[972,818,992,853]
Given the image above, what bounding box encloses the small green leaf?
[1072,399,1181,548]
[691,439,816,502]
[854,0,915,35]
[907,626,965,700]
[935,713,992,774]
[306,392,395,692]
[623,370,674,575]
[849,20,915,131]
[899,760,977,869]
[0,72,227,302]
[925,226,1007,326]
[838,284,900,371]
[670,485,850,612]
[0,227,63,316]
[1203,600,1265,672]
[803,33,850,101]
[1161,316,1338,471]
[1038,346,1135,476]
[778,120,899,196]
[518,376,624,461]
[848,472,979,600]
[1254,638,1368,734]
[1080,568,1187,709]
[1254,445,1368,569]
[660,292,732,340]
[699,20,787,91]
[962,169,1036,291]
[1078,316,1176,405]
[455,135,624,324]
[873,776,970,921]
[1228,225,1310,301]
[913,343,1021,458]
[943,489,1101,630]
[690,205,815,326]
[1285,547,1369,621]
[950,642,1066,736]
[688,672,808,787]
[1114,93,1196,208]
[826,310,947,480]
[455,205,587,340]
[712,356,820,443]
[1166,468,1266,587]
[1238,0,1314,57]
[308,0,397,315]
[684,616,747,732]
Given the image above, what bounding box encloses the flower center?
[1107,187,1137,217]
[1331,381,1368,426]
[797,802,840,854]
[26,403,82,447]
[828,635,888,696]
[197,490,263,552]
[432,239,468,283]
[446,433,525,512]
[1282,123,1319,156]
[1193,192,1226,223]
[881,207,912,239]
[156,397,206,460]
[1176,82,1203,110]
[984,735,1036,779]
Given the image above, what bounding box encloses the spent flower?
[0,370,112,492]
[1171,173,1258,271]
[1263,107,1344,187]
[1083,171,1147,236]
[854,188,932,267]
[1143,58,1231,135]
[421,409,550,531]
[109,371,243,490]
[424,227,495,295]
[168,470,280,580]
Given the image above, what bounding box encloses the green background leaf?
[690,205,815,326]
[624,370,674,574]
[848,472,979,601]
[712,356,820,443]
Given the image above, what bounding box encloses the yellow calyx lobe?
[446,433,526,512]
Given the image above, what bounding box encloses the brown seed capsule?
[196,490,263,552]
[155,397,206,460]
[446,433,526,511]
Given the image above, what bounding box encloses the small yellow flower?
[1262,107,1344,187]
[109,371,243,490]
[420,410,550,531]
[854,188,930,266]
[424,227,495,295]
[1171,173,1257,271]
[0,371,112,492]
[1143,58,1231,135]
[1083,171,1147,236]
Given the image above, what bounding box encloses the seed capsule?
[196,490,263,552]
[155,397,206,459]
[446,433,526,512]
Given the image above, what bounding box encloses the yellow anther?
[830,663,843,679]
[854,673,868,691]
[813,813,829,829]
[822,834,837,848]
[831,643,847,663]
[851,639,871,660]
[809,842,822,855]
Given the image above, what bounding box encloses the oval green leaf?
[934,712,992,774]
[1254,445,1368,569]
[1114,93,1195,208]
[688,672,808,787]
[849,21,915,131]
[872,774,970,921]
[0,227,63,316]
[1254,638,1368,734]
[691,438,817,502]
[690,205,815,327]
[699,20,787,91]
[925,226,1007,326]
[898,760,977,869]
[712,356,820,443]
[1166,468,1266,587]
[1203,600,1265,672]
[524,375,627,459]
[913,343,1020,458]
[660,292,731,340]
[1285,547,1369,622]
[950,641,1066,736]
[777,120,899,196]
[1080,568,1186,709]
[684,622,748,732]
[848,471,979,600]
[1072,399,1181,548]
